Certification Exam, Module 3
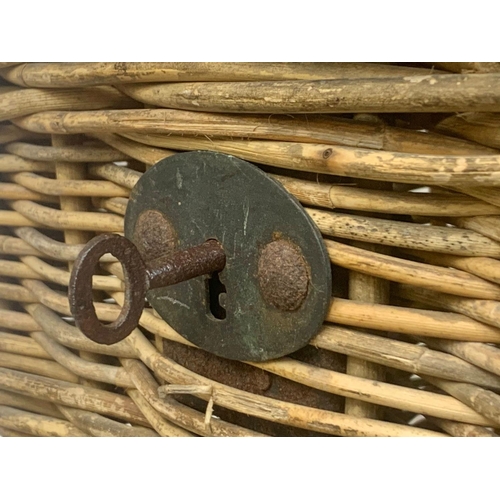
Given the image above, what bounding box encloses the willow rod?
[118,74,500,114]
[0,86,138,122]
[0,182,56,202]
[453,215,500,243]
[0,63,21,69]
[0,405,89,437]
[0,309,43,332]
[95,132,171,165]
[92,197,128,216]
[273,175,500,216]
[10,172,130,197]
[13,109,496,155]
[5,141,130,163]
[324,240,500,300]
[432,62,500,73]
[423,338,500,379]
[0,367,151,427]
[122,133,500,187]
[0,235,44,257]
[122,358,263,437]
[0,389,64,419]
[424,376,500,426]
[0,351,79,383]
[308,209,500,257]
[126,388,195,437]
[8,200,124,232]
[0,62,443,87]
[312,325,500,390]
[104,298,500,432]
[407,250,500,286]
[437,112,500,150]
[31,331,134,388]
[88,163,142,189]
[0,154,54,173]
[426,417,497,437]
[0,283,37,303]
[327,298,500,343]
[0,260,44,279]
[0,211,39,228]
[0,124,45,145]
[251,356,496,427]
[398,285,500,330]
[0,332,51,359]
[56,405,158,437]
[0,426,31,437]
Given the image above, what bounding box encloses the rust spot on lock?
[133,209,177,262]
[162,338,346,436]
[257,239,309,311]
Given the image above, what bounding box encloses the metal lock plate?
[124,151,331,362]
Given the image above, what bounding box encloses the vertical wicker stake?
[346,253,390,419]
[345,171,391,419]
[52,134,109,389]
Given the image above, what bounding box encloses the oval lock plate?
[124,151,332,362]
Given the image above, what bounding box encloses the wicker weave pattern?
[0,62,500,437]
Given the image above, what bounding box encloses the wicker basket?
[0,62,499,437]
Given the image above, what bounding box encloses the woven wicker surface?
[0,62,499,437]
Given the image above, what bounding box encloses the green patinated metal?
[125,151,331,362]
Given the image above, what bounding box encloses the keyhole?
[206,271,227,320]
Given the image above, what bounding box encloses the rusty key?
[69,233,226,345]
